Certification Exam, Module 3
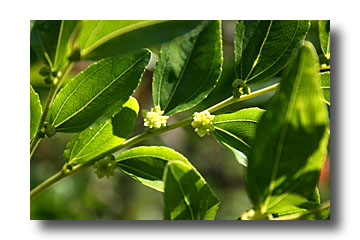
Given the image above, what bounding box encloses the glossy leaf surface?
[79,20,203,60]
[115,146,189,192]
[30,85,42,141]
[64,97,139,164]
[234,20,310,84]
[319,20,330,59]
[246,42,329,214]
[163,160,219,220]
[212,108,264,166]
[49,49,150,133]
[320,71,330,106]
[152,20,223,116]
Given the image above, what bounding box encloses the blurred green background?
[30,20,330,220]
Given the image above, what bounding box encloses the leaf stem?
[30,83,280,199]
[30,61,73,158]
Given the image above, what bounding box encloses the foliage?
[30,20,330,220]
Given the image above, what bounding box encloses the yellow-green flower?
[143,106,169,129]
[93,156,116,179]
[191,110,215,137]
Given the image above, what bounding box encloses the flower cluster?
[143,106,169,129]
[191,110,215,137]
[93,156,117,179]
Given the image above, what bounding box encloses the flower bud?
[39,66,51,76]
[242,85,251,95]
[232,88,242,98]
[93,156,117,179]
[44,77,52,85]
[232,79,245,88]
[44,122,56,138]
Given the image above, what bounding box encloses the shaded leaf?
[115,146,189,192]
[319,20,330,59]
[64,97,139,164]
[30,85,42,141]
[30,20,78,70]
[153,20,223,116]
[320,71,330,106]
[234,20,310,84]
[246,41,329,214]
[79,20,203,60]
[53,20,79,69]
[163,160,219,220]
[212,108,265,166]
[49,49,150,133]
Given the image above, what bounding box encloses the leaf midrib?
[214,126,251,149]
[261,45,306,212]
[244,20,273,82]
[247,21,301,82]
[82,20,167,57]
[51,59,113,126]
[214,119,259,124]
[54,20,65,69]
[54,52,148,128]
[169,164,195,220]
[162,23,204,112]
[117,162,162,180]
[70,121,113,162]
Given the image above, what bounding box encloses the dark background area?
[30,20,330,220]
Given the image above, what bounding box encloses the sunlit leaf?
[30,85,42,141]
[212,108,264,166]
[246,41,329,214]
[64,97,139,164]
[49,49,150,133]
[163,160,219,220]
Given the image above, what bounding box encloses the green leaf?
[30,20,35,33]
[111,96,139,138]
[246,41,330,214]
[163,160,219,220]
[53,20,79,69]
[49,49,150,133]
[320,72,330,106]
[234,20,310,84]
[270,199,330,220]
[79,20,203,60]
[266,188,321,217]
[212,108,265,167]
[64,97,139,164]
[152,20,223,116]
[319,20,330,59]
[30,85,42,141]
[115,146,189,192]
[30,20,78,70]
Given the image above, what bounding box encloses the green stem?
[206,83,279,113]
[30,160,93,200]
[30,83,280,199]
[30,61,73,158]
